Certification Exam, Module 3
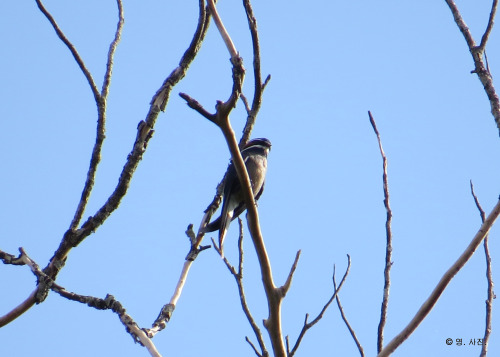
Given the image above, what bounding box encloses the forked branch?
[289,255,351,357]
[444,0,500,133]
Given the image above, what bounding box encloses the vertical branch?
[101,0,124,99]
[368,111,393,353]
[219,112,286,357]
[470,182,494,357]
[240,0,268,144]
[479,0,499,50]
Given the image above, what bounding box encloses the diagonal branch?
[208,0,237,59]
[10,248,161,356]
[0,0,210,328]
[44,0,210,278]
[279,250,301,297]
[35,0,100,102]
[368,111,394,353]
[470,182,494,357]
[289,255,351,357]
[215,219,268,357]
[333,272,364,356]
[377,197,500,357]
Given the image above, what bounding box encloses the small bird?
[204,138,272,256]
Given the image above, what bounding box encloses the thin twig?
[240,0,269,144]
[35,0,100,101]
[289,255,351,357]
[333,271,365,356]
[216,219,269,356]
[470,182,494,357]
[70,0,125,230]
[207,0,238,59]
[246,336,263,357]
[479,0,499,51]
[368,111,393,353]
[179,92,216,123]
[101,0,124,99]
[240,93,252,115]
[378,197,500,357]
[279,250,301,297]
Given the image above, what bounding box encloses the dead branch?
[240,0,269,144]
[470,182,494,357]
[208,0,237,58]
[377,197,500,357]
[2,248,161,356]
[444,0,500,133]
[333,271,364,356]
[34,0,100,101]
[368,111,394,353]
[289,255,351,357]
[279,250,301,297]
[214,219,269,356]
[180,1,290,355]
[1,0,209,329]
[70,0,125,230]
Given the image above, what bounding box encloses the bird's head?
[242,138,272,156]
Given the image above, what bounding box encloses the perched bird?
[204,138,271,255]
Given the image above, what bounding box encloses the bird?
[204,138,271,256]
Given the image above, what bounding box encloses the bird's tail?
[202,217,221,233]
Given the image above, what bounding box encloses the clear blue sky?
[1,1,499,356]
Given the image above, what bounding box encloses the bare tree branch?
[240,0,269,144]
[34,0,100,101]
[70,0,125,230]
[470,182,494,357]
[101,0,124,99]
[1,248,161,356]
[208,0,238,59]
[246,336,264,357]
[479,0,499,51]
[181,1,290,355]
[279,250,301,297]
[0,0,209,328]
[377,197,500,357]
[333,272,364,357]
[444,0,500,133]
[179,92,217,123]
[289,255,351,357]
[368,111,394,353]
[213,219,269,356]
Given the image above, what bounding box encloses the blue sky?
[1,1,499,356]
